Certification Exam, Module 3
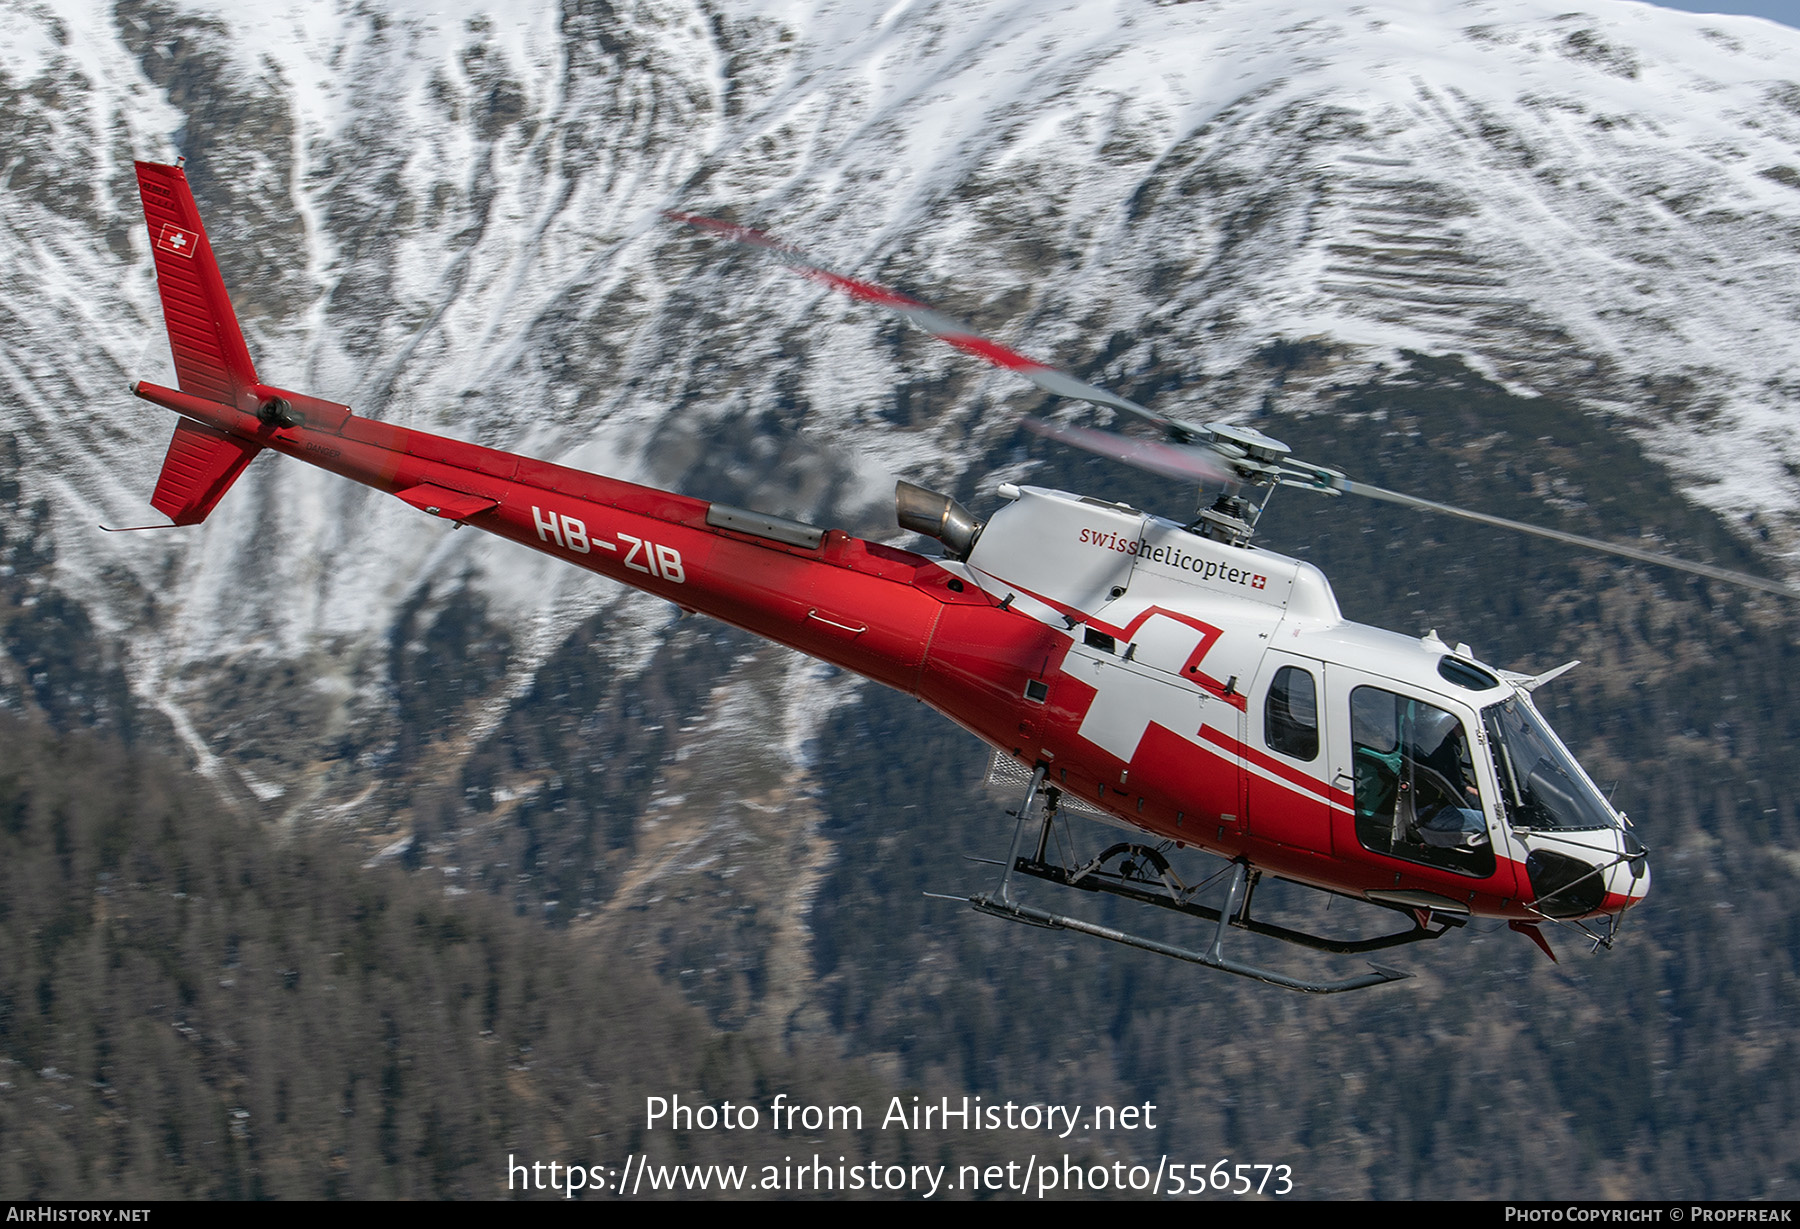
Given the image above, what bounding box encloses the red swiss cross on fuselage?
[156,223,199,259]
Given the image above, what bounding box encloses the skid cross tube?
[969,864,1408,995]
[997,764,1049,906]
[950,761,1420,991]
[1009,850,1456,956]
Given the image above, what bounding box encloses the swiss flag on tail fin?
[150,419,262,527]
[134,161,259,410]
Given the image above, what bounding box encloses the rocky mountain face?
[5,0,1800,1197]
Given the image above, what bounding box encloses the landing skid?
[940,765,1450,994]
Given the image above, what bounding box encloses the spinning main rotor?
[670,212,1798,600]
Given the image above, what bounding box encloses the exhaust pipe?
[895,481,983,560]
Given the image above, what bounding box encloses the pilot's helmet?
[1412,705,1462,757]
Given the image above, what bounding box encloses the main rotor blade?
[668,212,1168,429]
[1341,480,1800,599]
[1026,420,1234,486]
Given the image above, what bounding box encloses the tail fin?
[135,160,260,408]
[135,159,265,524]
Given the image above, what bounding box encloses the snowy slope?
[1,0,1798,801]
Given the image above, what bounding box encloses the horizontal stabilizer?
[396,484,499,521]
[150,419,263,526]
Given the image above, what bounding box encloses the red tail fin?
[135,159,264,524]
[135,160,260,408]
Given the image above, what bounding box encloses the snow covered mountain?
[12,1,1800,1197]
[4,0,1800,995]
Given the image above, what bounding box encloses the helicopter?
[123,159,1781,993]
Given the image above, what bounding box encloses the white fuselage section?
[951,485,1646,922]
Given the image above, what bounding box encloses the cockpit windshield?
[1481,694,1618,831]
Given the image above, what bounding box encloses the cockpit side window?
[1265,666,1319,761]
[1350,686,1495,877]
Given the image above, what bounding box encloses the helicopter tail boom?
[127,368,999,703]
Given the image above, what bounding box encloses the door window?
[1350,686,1494,877]
[1264,665,1319,761]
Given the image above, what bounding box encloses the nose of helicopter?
[1520,827,1648,919]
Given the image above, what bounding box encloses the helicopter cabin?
[953,484,1638,918]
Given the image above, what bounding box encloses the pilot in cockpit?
[1408,707,1488,850]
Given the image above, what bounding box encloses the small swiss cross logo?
[1251,574,1267,590]
[156,223,199,259]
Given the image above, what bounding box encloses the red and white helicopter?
[127,159,1779,991]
